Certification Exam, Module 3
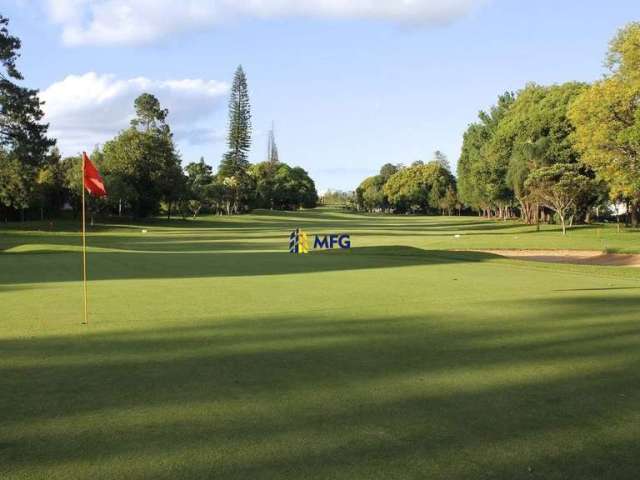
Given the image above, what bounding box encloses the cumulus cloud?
[40,72,229,154]
[45,0,486,46]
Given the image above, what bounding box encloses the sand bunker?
[471,249,640,267]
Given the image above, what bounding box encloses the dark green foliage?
[379,163,400,181]
[384,161,456,214]
[457,83,601,225]
[356,175,387,212]
[0,152,30,211]
[251,161,317,210]
[102,127,181,218]
[355,160,457,214]
[101,94,184,218]
[0,15,54,217]
[219,66,252,178]
[131,93,169,133]
[457,92,515,213]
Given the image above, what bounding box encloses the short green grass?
[1,209,639,479]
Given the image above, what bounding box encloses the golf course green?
[1,208,639,479]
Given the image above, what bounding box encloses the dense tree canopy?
[355,156,456,215]
[384,161,456,214]
[101,94,183,218]
[569,22,640,224]
[0,15,54,218]
[457,92,515,215]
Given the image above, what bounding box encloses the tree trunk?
[626,200,631,226]
[632,200,639,228]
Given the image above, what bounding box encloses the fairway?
[2,209,640,479]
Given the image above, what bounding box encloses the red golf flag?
[83,152,107,197]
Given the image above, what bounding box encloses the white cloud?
[40,72,229,154]
[45,0,486,46]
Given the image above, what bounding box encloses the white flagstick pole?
[81,153,89,325]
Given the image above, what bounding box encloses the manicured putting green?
[1,209,639,479]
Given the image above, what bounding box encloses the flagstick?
[81,155,89,325]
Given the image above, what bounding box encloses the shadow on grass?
[0,246,499,285]
[1,295,639,479]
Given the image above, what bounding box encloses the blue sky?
[3,1,639,192]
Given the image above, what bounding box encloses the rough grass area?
[1,209,640,479]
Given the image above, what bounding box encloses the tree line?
[354,152,459,215]
[0,15,317,221]
[457,22,640,232]
[349,22,640,234]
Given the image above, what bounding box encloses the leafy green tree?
[103,173,137,217]
[441,185,459,216]
[32,147,65,220]
[355,164,404,212]
[384,161,456,213]
[59,154,105,222]
[131,93,169,133]
[102,94,183,217]
[221,176,239,215]
[205,179,226,215]
[506,137,550,224]
[457,92,515,216]
[0,15,54,217]
[525,164,593,235]
[0,15,54,166]
[379,163,400,181]
[184,157,214,213]
[250,160,317,210]
[356,175,386,212]
[569,22,640,225]
[0,153,30,219]
[250,161,279,209]
[270,164,317,210]
[493,82,587,222]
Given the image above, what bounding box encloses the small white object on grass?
[454,234,461,238]
[141,229,148,234]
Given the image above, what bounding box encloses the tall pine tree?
[219,66,252,178]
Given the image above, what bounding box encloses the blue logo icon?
[289,229,351,254]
